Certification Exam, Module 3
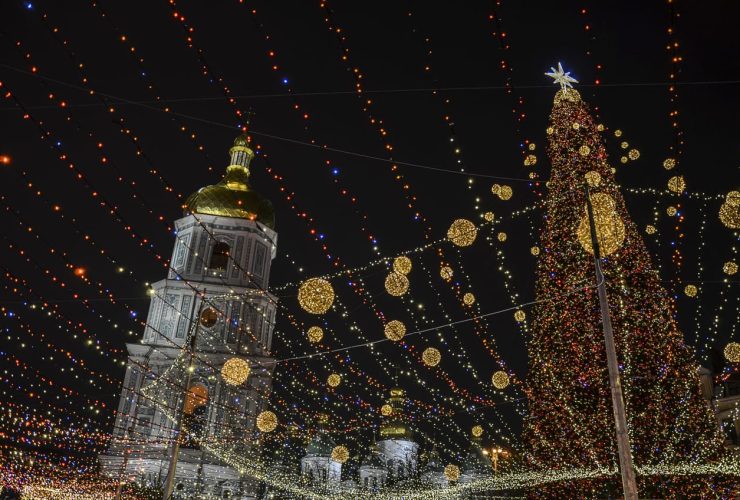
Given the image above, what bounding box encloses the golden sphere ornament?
[393,255,412,275]
[524,154,537,166]
[331,445,350,464]
[440,266,454,281]
[221,357,250,386]
[492,371,510,389]
[579,144,591,156]
[528,142,536,151]
[444,464,460,482]
[667,175,686,194]
[491,184,501,195]
[572,122,580,130]
[327,373,341,388]
[447,219,478,247]
[463,293,476,306]
[498,185,513,200]
[471,425,483,438]
[620,156,628,164]
[298,277,335,315]
[724,342,740,363]
[726,191,740,207]
[663,158,676,170]
[628,148,640,160]
[645,225,657,235]
[546,126,554,135]
[667,206,677,216]
[530,246,540,256]
[307,326,324,343]
[719,194,740,229]
[684,284,698,297]
[620,141,629,149]
[596,124,605,132]
[614,129,622,137]
[497,232,508,242]
[384,320,406,341]
[385,271,410,297]
[577,193,625,257]
[422,347,441,367]
[585,171,601,187]
[514,310,526,322]
[380,404,393,416]
[723,261,738,275]
[256,411,278,433]
[483,211,495,222]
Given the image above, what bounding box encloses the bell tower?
[100,134,278,500]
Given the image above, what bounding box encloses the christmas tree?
[523,72,731,496]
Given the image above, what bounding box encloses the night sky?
[1,0,739,466]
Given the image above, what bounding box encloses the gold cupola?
[379,387,413,440]
[184,134,275,228]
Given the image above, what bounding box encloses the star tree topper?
[545,62,578,92]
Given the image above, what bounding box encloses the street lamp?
[489,447,508,473]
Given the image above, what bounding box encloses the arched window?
[210,242,230,271]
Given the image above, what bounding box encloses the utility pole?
[584,185,639,500]
[162,293,205,499]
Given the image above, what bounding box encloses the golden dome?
[184,135,275,228]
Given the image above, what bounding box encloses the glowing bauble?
[221,358,250,386]
[596,124,605,131]
[256,411,278,433]
[524,154,537,166]
[724,342,740,363]
[307,326,324,343]
[385,271,410,296]
[491,184,501,195]
[614,129,622,137]
[546,126,554,135]
[422,347,441,367]
[514,310,526,322]
[492,371,510,389]
[584,171,601,187]
[380,404,393,416]
[384,320,406,341]
[719,191,740,229]
[200,307,218,328]
[530,246,540,256]
[684,284,698,297]
[462,293,475,306]
[447,219,477,247]
[483,211,495,222]
[723,261,738,276]
[498,185,513,200]
[497,232,508,242]
[393,255,412,275]
[440,266,454,281]
[663,158,676,170]
[577,193,625,257]
[444,464,460,482]
[471,425,483,438]
[298,278,335,314]
[331,445,349,464]
[645,225,657,235]
[620,156,628,164]
[667,175,686,194]
[327,374,341,387]
[667,206,677,216]
[528,143,536,151]
[620,141,629,149]
[578,144,590,156]
[628,149,640,160]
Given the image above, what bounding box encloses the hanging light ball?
[546,126,554,135]
[492,371,510,389]
[514,310,526,322]
[393,255,412,275]
[380,404,393,416]
[723,261,738,276]
[719,198,740,229]
[663,158,676,170]
[331,445,350,464]
[384,320,406,341]
[447,219,478,247]
[483,211,495,222]
[628,149,640,160]
[256,411,278,433]
[530,246,540,256]
[298,278,335,314]
[667,175,686,194]
[471,425,484,438]
[667,206,677,216]
[620,141,629,149]
[645,225,657,235]
[524,154,537,166]
[578,144,591,156]
[200,307,219,328]
[440,266,454,281]
[491,184,501,195]
[422,347,441,367]
[620,156,628,164]
[726,191,740,207]
[724,342,740,363]
[463,293,476,306]
[444,464,461,482]
[497,232,508,242]
[528,143,536,151]
[221,358,250,386]
[385,271,410,296]
[684,284,698,297]
[596,124,605,132]
[307,326,324,343]
[498,185,513,200]
[327,373,341,388]
[585,171,601,187]
[614,129,623,137]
